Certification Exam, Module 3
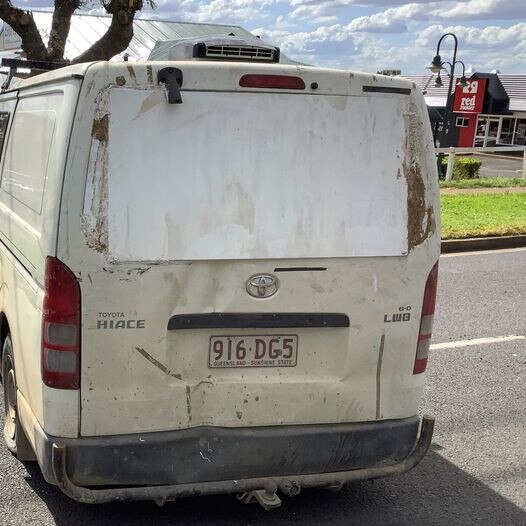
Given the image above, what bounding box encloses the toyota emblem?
[246,274,279,298]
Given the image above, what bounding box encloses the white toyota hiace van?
[0,40,439,507]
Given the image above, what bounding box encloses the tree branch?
[0,1,48,60]
[47,0,81,61]
[71,0,143,64]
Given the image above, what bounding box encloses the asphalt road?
[471,153,524,178]
[1,248,525,525]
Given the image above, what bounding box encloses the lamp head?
[434,74,443,88]
[458,75,469,87]
[428,54,443,74]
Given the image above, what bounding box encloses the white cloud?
[150,0,277,24]
[413,22,526,74]
[288,0,525,27]
[345,9,411,33]
[288,1,341,23]
[430,0,526,21]
[417,22,526,49]
[255,16,526,74]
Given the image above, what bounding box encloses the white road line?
[431,335,525,350]
[441,247,526,258]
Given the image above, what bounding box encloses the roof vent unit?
[167,36,280,63]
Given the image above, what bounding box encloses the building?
[404,73,526,148]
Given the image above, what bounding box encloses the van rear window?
[85,88,411,261]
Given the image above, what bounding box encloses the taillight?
[41,257,81,389]
[413,261,439,374]
[239,74,305,90]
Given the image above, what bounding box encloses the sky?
[14,0,526,74]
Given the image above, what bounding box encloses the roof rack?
[1,58,70,91]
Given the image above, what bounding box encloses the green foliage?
[440,177,526,189]
[441,192,526,239]
[440,156,482,180]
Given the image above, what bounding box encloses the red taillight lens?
[41,257,81,389]
[239,74,305,90]
[413,261,439,375]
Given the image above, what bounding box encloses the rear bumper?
[34,415,434,504]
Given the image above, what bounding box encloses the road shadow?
[22,446,526,526]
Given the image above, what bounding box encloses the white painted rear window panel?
[95,88,410,261]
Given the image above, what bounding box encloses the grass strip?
[440,177,526,189]
[441,192,526,239]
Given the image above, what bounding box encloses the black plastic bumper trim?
[48,416,434,504]
[274,267,327,272]
[167,313,350,330]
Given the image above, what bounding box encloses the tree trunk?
[0,2,48,60]
[47,0,81,61]
[71,0,143,64]
[0,0,148,64]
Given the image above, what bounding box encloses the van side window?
[0,112,10,157]
[1,97,58,214]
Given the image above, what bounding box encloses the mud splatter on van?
[404,106,436,250]
[81,89,110,253]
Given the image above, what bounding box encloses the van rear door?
[76,64,439,436]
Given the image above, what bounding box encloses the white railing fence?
[435,146,526,180]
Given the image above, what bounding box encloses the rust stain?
[193,379,214,390]
[83,108,110,253]
[146,65,154,84]
[91,114,109,143]
[403,108,436,250]
[115,75,126,86]
[186,386,192,422]
[375,334,385,419]
[126,64,137,83]
[135,347,182,379]
[83,206,107,254]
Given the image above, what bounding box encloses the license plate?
[209,335,298,368]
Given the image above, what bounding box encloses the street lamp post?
[427,32,468,149]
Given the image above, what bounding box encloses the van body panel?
[0,81,81,276]
[45,62,439,438]
[0,79,82,439]
[77,254,433,436]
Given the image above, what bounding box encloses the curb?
[441,235,526,253]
